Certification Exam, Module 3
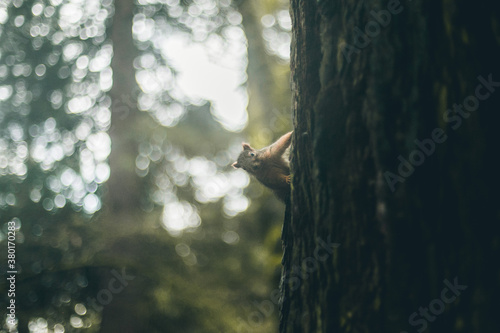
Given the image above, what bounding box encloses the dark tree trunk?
[281,1,500,332]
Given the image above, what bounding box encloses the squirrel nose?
[232,162,240,168]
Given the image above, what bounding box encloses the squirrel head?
[231,142,261,173]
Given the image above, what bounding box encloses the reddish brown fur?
[232,131,292,201]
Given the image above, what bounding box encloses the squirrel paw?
[285,175,291,184]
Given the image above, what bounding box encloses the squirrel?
[232,131,292,202]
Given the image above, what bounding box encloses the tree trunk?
[108,0,143,215]
[99,0,153,331]
[281,1,500,332]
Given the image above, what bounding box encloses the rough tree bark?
[281,1,500,332]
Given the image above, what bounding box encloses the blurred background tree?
[0,0,292,331]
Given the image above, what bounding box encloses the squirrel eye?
[250,152,255,157]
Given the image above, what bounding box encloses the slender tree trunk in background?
[238,0,291,146]
[239,0,275,134]
[108,0,143,215]
[99,0,152,331]
[281,1,500,332]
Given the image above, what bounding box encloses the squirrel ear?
[232,162,240,168]
[242,143,252,151]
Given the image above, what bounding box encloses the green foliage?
[0,0,290,331]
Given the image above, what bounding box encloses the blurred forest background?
[0,0,292,331]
